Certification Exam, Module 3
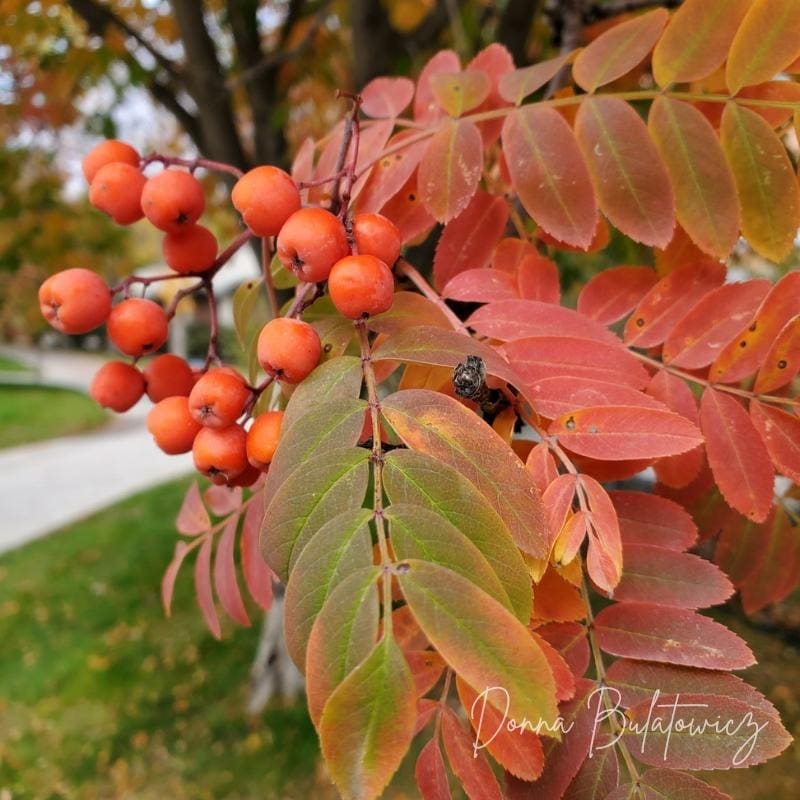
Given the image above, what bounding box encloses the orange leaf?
[577,265,657,325]
[498,51,577,105]
[750,400,800,484]
[582,475,623,593]
[517,252,560,303]
[754,315,800,393]
[700,388,774,522]
[361,76,415,118]
[414,49,460,123]
[575,97,674,248]
[441,708,503,800]
[573,8,668,92]
[430,70,490,117]
[415,737,452,799]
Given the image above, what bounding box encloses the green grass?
[0,354,28,372]
[0,480,327,800]
[0,384,108,448]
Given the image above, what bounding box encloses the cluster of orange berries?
[38,139,402,488]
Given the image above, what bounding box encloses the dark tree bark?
[497,0,543,66]
[347,0,396,89]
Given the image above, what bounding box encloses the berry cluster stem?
[140,153,244,179]
[329,92,363,219]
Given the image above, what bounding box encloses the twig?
[203,277,221,369]
[140,153,244,179]
[329,92,363,218]
[261,238,279,320]
[395,260,467,333]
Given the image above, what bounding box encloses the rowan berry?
[147,396,203,454]
[226,462,262,487]
[162,225,218,274]
[82,140,140,184]
[232,166,301,237]
[328,254,395,319]
[89,162,147,225]
[141,169,205,233]
[188,368,251,428]
[38,268,112,334]
[276,207,349,283]
[353,213,401,267]
[107,297,169,357]
[193,424,248,484]
[257,318,321,384]
[89,361,145,412]
[246,410,284,469]
[143,353,195,402]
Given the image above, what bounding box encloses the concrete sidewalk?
[0,346,192,554]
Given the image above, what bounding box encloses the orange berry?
[276,207,349,283]
[162,225,218,274]
[353,213,401,267]
[141,169,205,233]
[38,268,111,334]
[226,462,262,487]
[232,166,301,237]
[247,410,284,469]
[143,353,195,402]
[257,317,321,384]
[89,162,147,225]
[328,254,395,319]
[82,140,140,184]
[89,361,145,412]
[147,396,203,454]
[188,368,251,428]
[193,424,248,484]
[107,297,169,357]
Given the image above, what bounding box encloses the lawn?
[0,384,108,448]
[0,480,797,799]
[0,354,28,372]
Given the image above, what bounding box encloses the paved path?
[0,346,192,554]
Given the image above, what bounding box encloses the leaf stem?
[396,259,468,333]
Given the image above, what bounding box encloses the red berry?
[90,163,147,225]
[246,410,284,469]
[188,368,251,428]
[232,166,301,237]
[89,361,145,412]
[141,169,205,233]
[143,353,195,402]
[83,140,140,184]
[162,225,218,274]
[276,207,349,283]
[353,213,401,266]
[328,254,395,319]
[107,298,169,357]
[38,268,111,334]
[257,318,321,384]
[193,424,248,484]
[147,396,203,454]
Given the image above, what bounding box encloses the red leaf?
[213,517,250,627]
[414,50,460,123]
[406,650,446,697]
[577,265,658,325]
[714,509,770,586]
[499,51,576,105]
[492,237,536,273]
[415,738,452,800]
[581,475,622,593]
[195,536,221,639]
[550,406,703,461]
[161,540,190,616]
[542,474,578,545]
[608,769,732,799]
[614,543,733,608]
[442,269,518,303]
[610,490,698,551]
[646,371,704,489]
[502,105,598,249]
[736,81,800,128]
[531,629,578,702]
[467,44,514,146]
[700,388,773,522]
[430,70,490,117]
[470,300,619,344]
[456,677,545,782]
[531,566,587,624]
[361,76,415,118]
[441,708,503,800]
[563,738,618,800]
[502,336,649,389]
[575,96,675,247]
[291,136,314,187]
[517,253,560,304]
[203,484,242,517]
[241,498,274,611]
[415,700,440,737]
[419,119,483,223]
[624,261,727,348]
[433,191,509,289]
[525,376,664,420]
[595,603,755,669]
[535,622,590,679]
[662,280,770,368]
[176,482,210,535]
[711,272,800,383]
[572,8,668,92]
[750,400,800,484]
[380,170,435,244]
[754,315,800,393]
[356,130,428,213]
[536,216,610,253]
[525,442,558,495]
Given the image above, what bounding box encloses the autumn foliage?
[37,1,800,797]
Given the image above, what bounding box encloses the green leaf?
[386,503,513,612]
[271,252,299,290]
[263,398,367,509]
[319,634,417,800]
[396,560,558,730]
[383,449,532,623]
[367,291,451,335]
[285,508,374,668]
[282,355,364,429]
[232,278,265,348]
[720,102,800,262]
[381,389,549,559]
[306,566,381,726]
[261,447,370,582]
